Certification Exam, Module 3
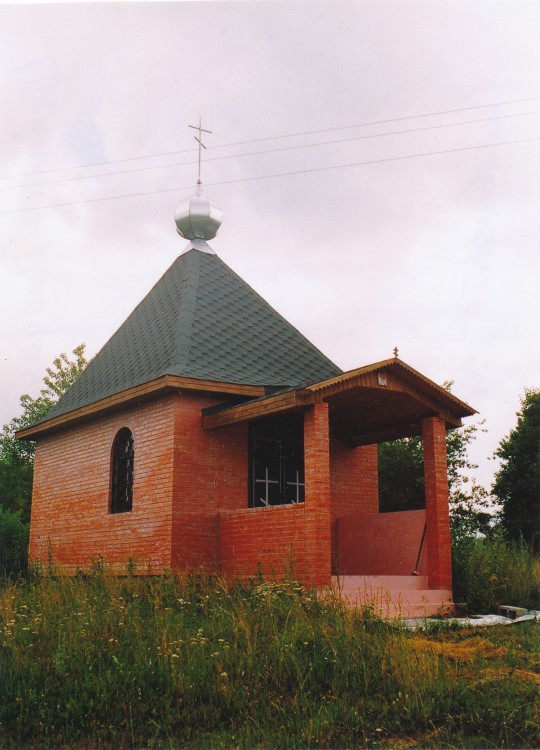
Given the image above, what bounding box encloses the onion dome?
[174,186,223,242]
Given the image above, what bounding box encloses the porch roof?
[202,357,477,445]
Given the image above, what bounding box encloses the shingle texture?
[44,248,342,421]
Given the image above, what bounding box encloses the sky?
[1,0,539,492]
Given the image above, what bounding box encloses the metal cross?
[287,470,305,504]
[393,346,399,358]
[189,117,212,185]
[255,467,279,506]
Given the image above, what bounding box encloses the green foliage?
[378,436,424,512]
[0,508,29,579]
[452,531,539,613]
[0,344,88,523]
[492,389,540,552]
[378,412,491,534]
[0,573,538,749]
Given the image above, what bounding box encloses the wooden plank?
[164,376,265,397]
[203,390,314,429]
[16,375,266,440]
[338,417,463,446]
[306,359,475,419]
[382,374,463,427]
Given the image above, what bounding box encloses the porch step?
[332,575,454,619]
[337,574,430,591]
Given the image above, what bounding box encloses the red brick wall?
[29,398,177,573]
[220,404,336,587]
[330,438,379,517]
[171,393,247,572]
[423,417,452,589]
[304,403,332,586]
[219,504,307,581]
[329,437,379,573]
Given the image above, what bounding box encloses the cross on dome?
[189,116,212,186]
[174,119,223,248]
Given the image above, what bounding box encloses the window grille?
[110,427,134,514]
[249,415,305,508]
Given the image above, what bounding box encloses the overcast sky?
[1,0,539,491]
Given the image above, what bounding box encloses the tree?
[378,437,424,512]
[0,344,88,522]
[492,389,540,552]
[378,381,492,534]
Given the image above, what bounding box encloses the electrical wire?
[3,109,538,193]
[1,95,538,181]
[2,135,538,216]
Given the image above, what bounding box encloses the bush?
[0,508,29,579]
[453,529,538,613]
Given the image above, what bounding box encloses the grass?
[0,571,539,749]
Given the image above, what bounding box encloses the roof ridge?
[168,249,201,372]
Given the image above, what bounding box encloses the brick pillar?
[304,402,332,587]
[422,416,452,590]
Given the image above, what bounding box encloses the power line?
[1,95,538,182]
[4,109,538,193]
[2,135,538,216]
[215,97,540,147]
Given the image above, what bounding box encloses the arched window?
[110,428,134,514]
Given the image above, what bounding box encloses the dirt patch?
[477,666,540,685]
[407,635,507,662]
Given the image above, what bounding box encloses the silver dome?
[174,188,223,241]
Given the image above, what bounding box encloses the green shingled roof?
[44,248,342,421]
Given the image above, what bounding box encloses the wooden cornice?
[16,375,266,441]
[202,389,314,430]
[336,417,464,447]
[307,359,476,418]
[202,359,476,432]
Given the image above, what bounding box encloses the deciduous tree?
[0,344,88,522]
[492,389,540,552]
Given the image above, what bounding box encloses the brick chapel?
[18,177,476,617]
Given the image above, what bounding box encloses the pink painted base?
[336,510,428,577]
[330,575,454,619]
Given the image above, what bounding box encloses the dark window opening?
[249,415,305,508]
[110,427,134,514]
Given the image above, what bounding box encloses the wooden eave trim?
[381,375,463,427]
[338,416,464,447]
[307,359,476,420]
[203,389,314,429]
[16,375,266,440]
[202,359,476,432]
[306,359,396,391]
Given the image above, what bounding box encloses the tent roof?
[25,247,341,431]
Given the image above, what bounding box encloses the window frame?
[248,414,305,508]
[110,427,135,514]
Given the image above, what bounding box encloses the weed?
[0,573,538,749]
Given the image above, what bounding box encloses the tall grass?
[0,571,538,749]
[452,531,539,613]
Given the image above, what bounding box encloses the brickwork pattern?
[422,416,453,589]
[29,392,454,593]
[29,398,177,573]
[330,437,379,517]
[171,393,247,572]
[219,504,307,580]
[303,403,332,586]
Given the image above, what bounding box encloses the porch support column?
[304,402,332,587]
[422,416,453,590]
